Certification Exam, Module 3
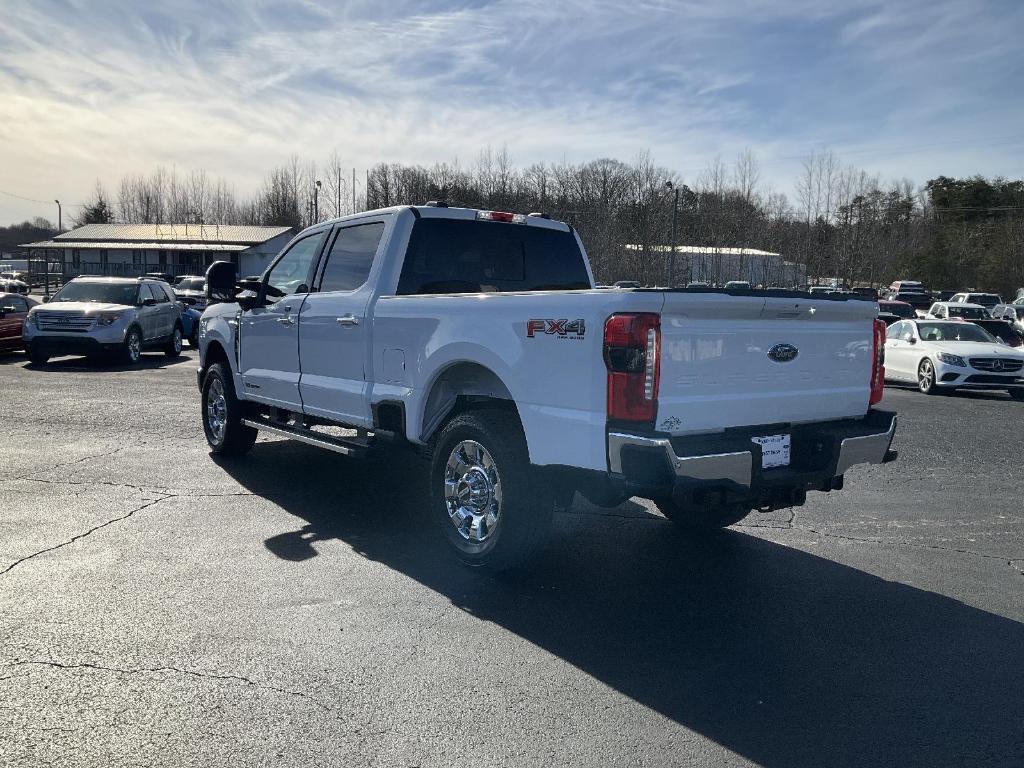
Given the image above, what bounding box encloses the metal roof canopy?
[624,244,782,257]
[40,223,292,245]
[22,240,248,252]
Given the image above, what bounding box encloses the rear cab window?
[316,222,386,293]
[396,218,591,295]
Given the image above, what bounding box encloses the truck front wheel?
[430,409,552,570]
[202,362,257,455]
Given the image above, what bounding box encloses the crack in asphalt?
[10,446,124,483]
[2,659,333,712]
[0,494,174,578]
[19,476,172,495]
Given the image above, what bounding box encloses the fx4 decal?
[527,319,586,338]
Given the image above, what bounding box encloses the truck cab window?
[396,218,590,295]
[317,222,385,293]
[265,233,324,302]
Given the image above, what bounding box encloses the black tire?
[917,358,938,395]
[164,323,183,357]
[27,348,49,366]
[430,409,552,571]
[122,326,143,365]
[655,498,751,530]
[1009,389,1024,401]
[202,362,257,455]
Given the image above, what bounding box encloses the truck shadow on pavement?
[18,353,194,373]
[220,440,1024,768]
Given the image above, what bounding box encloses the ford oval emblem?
[768,343,799,363]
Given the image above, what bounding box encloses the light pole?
[664,182,679,287]
[54,199,62,231]
[313,179,322,221]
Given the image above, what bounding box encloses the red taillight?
[604,313,660,423]
[870,317,885,405]
[476,210,525,223]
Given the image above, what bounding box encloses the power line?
[0,189,84,206]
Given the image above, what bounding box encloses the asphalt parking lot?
[1,349,1022,767]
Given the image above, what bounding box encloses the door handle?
[336,315,360,327]
[276,316,296,326]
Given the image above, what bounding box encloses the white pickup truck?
[196,204,897,569]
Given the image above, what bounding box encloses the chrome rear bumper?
[608,411,897,491]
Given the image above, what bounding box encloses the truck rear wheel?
[202,362,257,455]
[430,409,552,570]
[655,498,751,530]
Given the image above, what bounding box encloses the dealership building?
[22,223,294,280]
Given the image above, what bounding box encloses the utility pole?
[665,182,679,287]
[336,167,341,218]
[54,199,62,231]
[313,179,321,221]
[352,168,356,214]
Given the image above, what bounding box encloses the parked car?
[173,275,208,309]
[884,319,1024,398]
[889,291,933,314]
[878,299,915,320]
[950,292,1001,310]
[888,280,926,294]
[724,280,752,290]
[23,276,183,365]
[196,204,896,570]
[990,298,1024,329]
[0,276,29,295]
[0,292,38,352]
[179,302,202,347]
[969,319,1024,348]
[926,302,989,320]
[935,290,957,302]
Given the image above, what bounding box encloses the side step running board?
[241,418,370,457]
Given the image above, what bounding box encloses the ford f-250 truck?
[196,203,897,569]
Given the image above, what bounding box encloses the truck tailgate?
[656,293,876,435]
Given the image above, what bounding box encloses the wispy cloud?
[0,0,1021,223]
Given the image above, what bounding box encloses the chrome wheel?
[127,330,141,362]
[206,378,227,443]
[918,359,935,393]
[444,440,502,544]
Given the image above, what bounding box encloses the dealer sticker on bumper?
[752,434,791,469]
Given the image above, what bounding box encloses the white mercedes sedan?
[884,319,1024,399]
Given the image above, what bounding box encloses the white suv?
[24,276,183,365]
[926,301,989,320]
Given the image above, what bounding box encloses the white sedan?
[884,319,1024,399]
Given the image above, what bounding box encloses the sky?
[1,0,1022,226]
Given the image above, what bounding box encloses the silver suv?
[24,277,184,365]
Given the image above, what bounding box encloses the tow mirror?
[908,337,917,344]
[236,276,263,311]
[206,260,238,304]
